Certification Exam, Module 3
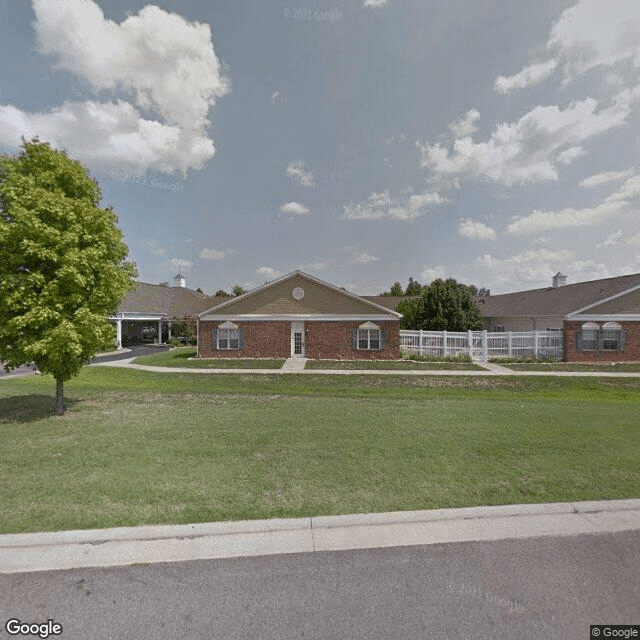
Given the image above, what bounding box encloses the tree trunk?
[56,377,64,416]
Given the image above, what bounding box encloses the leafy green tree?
[404,277,423,296]
[379,281,404,296]
[232,284,245,297]
[0,141,135,415]
[214,289,230,297]
[171,315,198,343]
[397,278,485,331]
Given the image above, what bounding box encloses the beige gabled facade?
[198,271,401,360]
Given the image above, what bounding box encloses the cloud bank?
[0,0,229,176]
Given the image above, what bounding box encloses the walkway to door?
[281,357,308,372]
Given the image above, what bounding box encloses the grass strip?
[305,359,484,370]
[505,362,640,372]
[132,347,285,369]
[1,369,638,533]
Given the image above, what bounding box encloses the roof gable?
[568,284,640,318]
[118,282,225,317]
[477,273,640,318]
[199,271,401,318]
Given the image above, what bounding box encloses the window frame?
[601,322,623,351]
[354,322,385,351]
[577,322,625,353]
[358,327,380,350]
[579,322,599,351]
[215,322,242,350]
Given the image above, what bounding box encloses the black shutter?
[352,329,358,349]
[576,330,583,351]
[619,330,625,351]
[380,330,387,350]
[213,329,218,349]
[239,329,245,349]
[597,330,605,352]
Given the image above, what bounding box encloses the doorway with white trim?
[291,321,305,357]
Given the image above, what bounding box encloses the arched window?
[602,322,623,351]
[579,322,599,351]
[215,321,242,350]
[354,321,385,350]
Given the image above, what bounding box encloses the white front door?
[291,321,305,358]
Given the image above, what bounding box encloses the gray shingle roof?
[118,282,228,317]
[476,273,640,318]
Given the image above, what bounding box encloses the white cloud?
[343,190,445,220]
[580,168,636,187]
[626,233,640,247]
[350,251,379,264]
[0,0,229,176]
[257,266,281,279]
[302,261,330,271]
[494,60,558,94]
[141,238,167,256]
[0,100,215,176]
[419,95,633,188]
[363,0,390,7]
[507,173,640,234]
[604,173,640,202]
[199,248,230,261]
[597,229,624,248]
[494,1,640,94]
[420,266,447,283]
[162,258,194,274]
[548,0,640,80]
[448,109,480,137]
[475,249,573,285]
[279,201,310,215]
[458,218,497,240]
[286,161,315,186]
[556,146,585,164]
[32,1,229,129]
[507,202,621,235]
[271,91,286,105]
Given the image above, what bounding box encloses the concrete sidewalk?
[2,499,639,574]
[94,359,640,377]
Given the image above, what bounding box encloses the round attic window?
[292,287,305,300]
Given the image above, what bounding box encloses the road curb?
[1,499,639,574]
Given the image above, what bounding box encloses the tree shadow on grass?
[0,394,79,423]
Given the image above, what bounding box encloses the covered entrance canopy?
[109,311,169,348]
[110,282,227,349]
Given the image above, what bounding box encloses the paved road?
[0,363,38,379]
[90,344,170,364]
[1,530,638,640]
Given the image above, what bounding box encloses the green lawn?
[1,367,639,533]
[133,347,285,369]
[305,359,484,370]
[504,362,640,372]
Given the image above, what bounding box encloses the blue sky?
[1,0,639,294]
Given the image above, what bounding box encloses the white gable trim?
[566,314,640,321]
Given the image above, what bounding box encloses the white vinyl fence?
[399,330,563,361]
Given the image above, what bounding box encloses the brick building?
[564,284,640,362]
[472,272,640,362]
[198,271,401,360]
